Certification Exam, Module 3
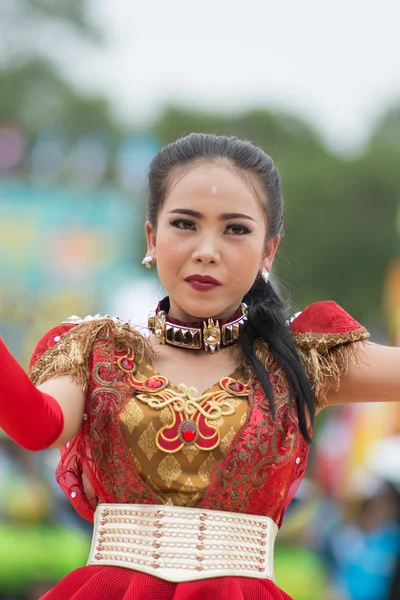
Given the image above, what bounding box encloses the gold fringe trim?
[254,339,269,365]
[295,342,366,409]
[255,329,370,409]
[291,327,370,353]
[254,340,290,394]
[28,318,155,391]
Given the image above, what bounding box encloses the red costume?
[2,301,369,599]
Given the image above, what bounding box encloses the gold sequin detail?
[207,398,242,429]
[129,450,142,474]
[227,398,244,411]
[198,454,216,486]
[159,407,173,426]
[213,416,224,428]
[157,455,182,488]
[221,426,236,454]
[120,401,144,433]
[138,423,158,461]
[146,475,160,493]
[179,477,201,504]
[181,443,200,463]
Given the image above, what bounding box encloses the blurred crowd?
[0,436,91,599]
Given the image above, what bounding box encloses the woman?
[0,133,397,599]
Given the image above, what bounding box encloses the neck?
[167,299,241,323]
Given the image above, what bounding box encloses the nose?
[192,234,220,265]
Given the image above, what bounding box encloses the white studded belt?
[87,503,278,583]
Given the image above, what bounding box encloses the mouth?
[185,275,221,285]
[185,274,221,292]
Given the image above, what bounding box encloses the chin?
[182,298,238,321]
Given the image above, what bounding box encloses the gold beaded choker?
[148,298,248,353]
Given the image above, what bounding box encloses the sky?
[61,0,400,153]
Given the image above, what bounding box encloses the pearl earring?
[141,255,154,270]
[261,267,269,283]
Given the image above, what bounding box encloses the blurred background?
[1,1,400,598]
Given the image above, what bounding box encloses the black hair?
[147,133,315,442]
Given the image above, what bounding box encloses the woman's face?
[145,161,280,321]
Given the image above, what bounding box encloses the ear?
[261,234,280,272]
[144,221,157,257]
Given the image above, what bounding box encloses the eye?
[171,219,196,230]
[226,223,251,236]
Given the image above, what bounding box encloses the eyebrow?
[168,209,256,222]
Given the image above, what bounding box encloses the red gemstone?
[181,421,197,443]
[121,358,134,370]
[229,381,245,393]
[146,377,164,389]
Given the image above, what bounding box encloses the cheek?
[157,235,180,252]
[156,236,186,268]
[230,250,260,287]
[229,246,260,274]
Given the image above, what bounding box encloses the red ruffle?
[290,300,363,334]
[41,567,293,600]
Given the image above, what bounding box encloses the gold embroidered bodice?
[117,356,251,507]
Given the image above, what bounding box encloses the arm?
[38,376,86,445]
[327,341,400,406]
[0,338,85,450]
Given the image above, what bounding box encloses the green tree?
[0,59,119,140]
[0,0,100,67]
[152,105,327,158]
[0,1,118,143]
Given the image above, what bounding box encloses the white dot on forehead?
[211,185,218,194]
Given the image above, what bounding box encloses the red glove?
[0,338,64,451]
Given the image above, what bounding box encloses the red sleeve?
[290,301,369,408]
[290,301,365,336]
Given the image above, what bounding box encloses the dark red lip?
[185,274,221,285]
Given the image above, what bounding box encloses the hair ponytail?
[241,278,315,443]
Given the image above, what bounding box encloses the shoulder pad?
[290,301,364,335]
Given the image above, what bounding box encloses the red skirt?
[41,566,293,600]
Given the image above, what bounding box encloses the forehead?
[162,161,265,217]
